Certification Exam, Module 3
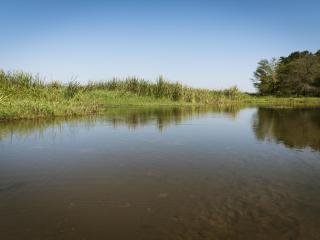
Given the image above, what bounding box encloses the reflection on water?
[0,105,242,140]
[104,105,242,130]
[0,106,320,240]
[253,107,320,151]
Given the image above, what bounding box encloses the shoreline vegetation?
[1,69,320,121]
[253,50,320,96]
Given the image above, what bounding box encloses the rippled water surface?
[0,106,320,240]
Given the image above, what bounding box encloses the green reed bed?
[85,76,245,103]
[1,70,320,120]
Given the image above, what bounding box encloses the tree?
[277,52,320,96]
[252,58,278,95]
[253,50,320,96]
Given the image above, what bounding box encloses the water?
[0,106,320,240]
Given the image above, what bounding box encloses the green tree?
[277,51,320,96]
[253,50,320,96]
[252,58,278,95]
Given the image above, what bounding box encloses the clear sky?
[1,0,319,91]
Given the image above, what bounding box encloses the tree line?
[252,50,320,96]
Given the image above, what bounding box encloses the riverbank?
[1,70,320,120]
[2,89,320,121]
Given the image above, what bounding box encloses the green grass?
[1,70,320,120]
[242,96,320,107]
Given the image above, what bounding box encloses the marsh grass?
[1,69,320,120]
[85,75,245,103]
[65,81,81,99]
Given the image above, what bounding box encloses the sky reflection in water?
[0,106,320,240]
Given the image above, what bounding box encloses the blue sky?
[1,0,319,91]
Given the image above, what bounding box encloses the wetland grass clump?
[87,75,246,103]
[1,69,320,120]
[65,81,81,99]
[0,70,44,90]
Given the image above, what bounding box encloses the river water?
[0,106,319,239]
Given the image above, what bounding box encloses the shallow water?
[0,106,320,240]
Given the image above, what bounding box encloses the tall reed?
[0,69,244,104]
[85,75,244,103]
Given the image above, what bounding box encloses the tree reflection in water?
[253,107,320,151]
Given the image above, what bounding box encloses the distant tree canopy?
[252,50,320,96]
